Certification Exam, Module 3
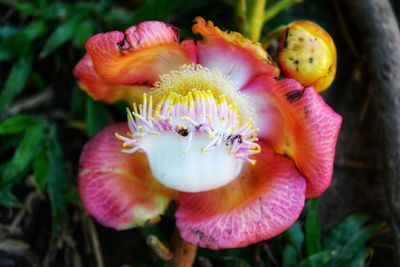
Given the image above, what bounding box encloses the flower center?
[116,65,260,192]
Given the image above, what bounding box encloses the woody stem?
[165,229,197,267]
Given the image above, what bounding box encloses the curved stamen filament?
[116,90,260,163]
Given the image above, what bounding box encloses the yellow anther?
[155,104,162,116]
[249,159,257,165]
[115,133,125,141]
[132,103,138,114]
[167,92,176,102]
[251,127,260,133]
[246,119,254,126]
[150,131,161,136]
[126,107,133,121]
[122,142,132,148]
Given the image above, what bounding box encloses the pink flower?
[73,17,342,249]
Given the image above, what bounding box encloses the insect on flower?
[73,17,341,249]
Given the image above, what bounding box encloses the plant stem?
[263,0,302,23]
[261,24,286,48]
[146,235,173,261]
[166,230,197,267]
[236,0,248,34]
[248,0,267,41]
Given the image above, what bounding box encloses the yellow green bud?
[278,20,337,93]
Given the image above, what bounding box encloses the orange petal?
[85,21,193,85]
[243,76,342,197]
[79,123,177,229]
[176,142,306,249]
[192,17,279,88]
[73,54,150,103]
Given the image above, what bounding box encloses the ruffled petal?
[242,76,342,197]
[73,54,149,103]
[85,21,193,85]
[176,143,306,249]
[192,17,279,89]
[79,123,177,229]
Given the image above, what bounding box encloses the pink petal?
[176,143,306,249]
[243,76,342,197]
[85,21,193,85]
[73,54,149,103]
[192,17,279,88]
[79,123,177,229]
[181,39,198,63]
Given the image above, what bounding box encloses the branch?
[165,230,197,267]
[337,0,400,263]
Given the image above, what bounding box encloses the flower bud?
[278,20,337,93]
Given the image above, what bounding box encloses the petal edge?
[176,144,306,249]
[79,123,177,229]
[243,77,342,197]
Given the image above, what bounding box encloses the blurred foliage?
[0,0,383,266]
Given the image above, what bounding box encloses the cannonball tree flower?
[73,17,342,249]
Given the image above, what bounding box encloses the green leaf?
[0,25,18,39]
[306,198,321,255]
[105,7,132,22]
[39,17,80,58]
[64,188,80,205]
[33,148,49,191]
[1,121,44,187]
[0,21,48,61]
[46,126,68,232]
[0,135,20,153]
[22,20,49,43]
[42,2,69,20]
[73,20,94,48]
[222,257,251,267]
[285,221,304,256]
[127,0,180,24]
[30,71,47,91]
[283,245,298,267]
[345,249,370,267]
[0,115,39,135]
[0,189,19,206]
[325,214,369,250]
[0,45,13,62]
[70,85,87,119]
[299,250,334,267]
[0,56,33,113]
[326,214,383,267]
[85,97,111,137]
[14,2,38,15]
